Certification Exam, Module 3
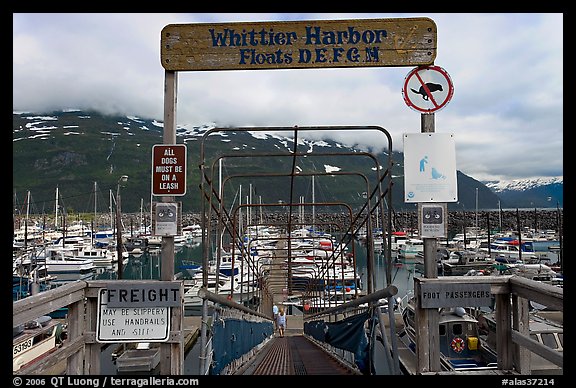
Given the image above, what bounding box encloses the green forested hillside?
[13,110,504,215]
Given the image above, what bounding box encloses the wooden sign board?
[420,282,492,308]
[161,18,437,71]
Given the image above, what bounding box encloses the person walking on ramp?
[276,307,287,337]
[272,304,279,331]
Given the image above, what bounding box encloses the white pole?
[259,195,263,224]
[312,176,315,230]
[55,186,59,229]
[475,187,479,232]
[149,192,153,234]
[219,159,223,199]
[24,190,30,250]
[239,185,242,235]
[94,182,97,227]
[109,189,114,231]
[249,183,253,226]
[498,200,502,232]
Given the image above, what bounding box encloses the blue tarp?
[210,316,273,375]
[304,311,372,374]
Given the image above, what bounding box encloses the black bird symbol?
[410,83,443,100]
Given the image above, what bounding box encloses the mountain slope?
[13,110,562,214]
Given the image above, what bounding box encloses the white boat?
[397,238,424,261]
[485,237,538,262]
[13,316,64,372]
[493,261,558,282]
[39,246,96,276]
[369,231,414,256]
[74,245,115,266]
[93,229,115,247]
[183,271,258,314]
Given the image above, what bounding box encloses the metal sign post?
[402,64,455,373]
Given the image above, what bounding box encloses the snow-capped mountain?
[12,110,563,212]
[483,177,563,193]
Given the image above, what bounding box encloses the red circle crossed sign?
[403,65,454,113]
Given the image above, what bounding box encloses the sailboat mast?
[55,186,59,230]
[24,190,30,250]
[109,189,114,230]
[239,185,243,236]
[249,183,253,226]
[93,182,97,226]
[312,176,315,229]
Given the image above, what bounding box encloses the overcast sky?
[13,13,563,183]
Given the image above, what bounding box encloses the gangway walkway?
[234,315,360,375]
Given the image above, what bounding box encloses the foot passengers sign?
[151,144,187,196]
[161,18,437,71]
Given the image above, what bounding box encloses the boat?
[389,231,410,251]
[477,309,563,374]
[215,253,241,277]
[93,229,115,248]
[414,247,450,274]
[13,263,68,318]
[182,270,257,315]
[289,261,361,292]
[74,245,115,266]
[40,246,96,277]
[363,229,409,253]
[31,235,97,277]
[439,250,494,276]
[290,288,360,313]
[13,316,65,372]
[397,238,424,262]
[491,260,559,282]
[486,237,538,262]
[395,296,498,373]
[13,266,57,299]
[123,236,149,254]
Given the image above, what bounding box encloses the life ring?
[450,337,465,353]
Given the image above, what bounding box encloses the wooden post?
[66,299,86,374]
[85,295,101,374]
[496,293,513,370]
[414,280,430,373]
[417,113,441,373]
[159,69,183,374]
[512,294,530,373]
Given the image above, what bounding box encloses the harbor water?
[89,237,559,374]
[94,238,560,303]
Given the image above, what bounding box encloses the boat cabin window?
[452,323,463,336]
[32,326,57,346]
[541,333,560,350]
[439,324,446,336]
